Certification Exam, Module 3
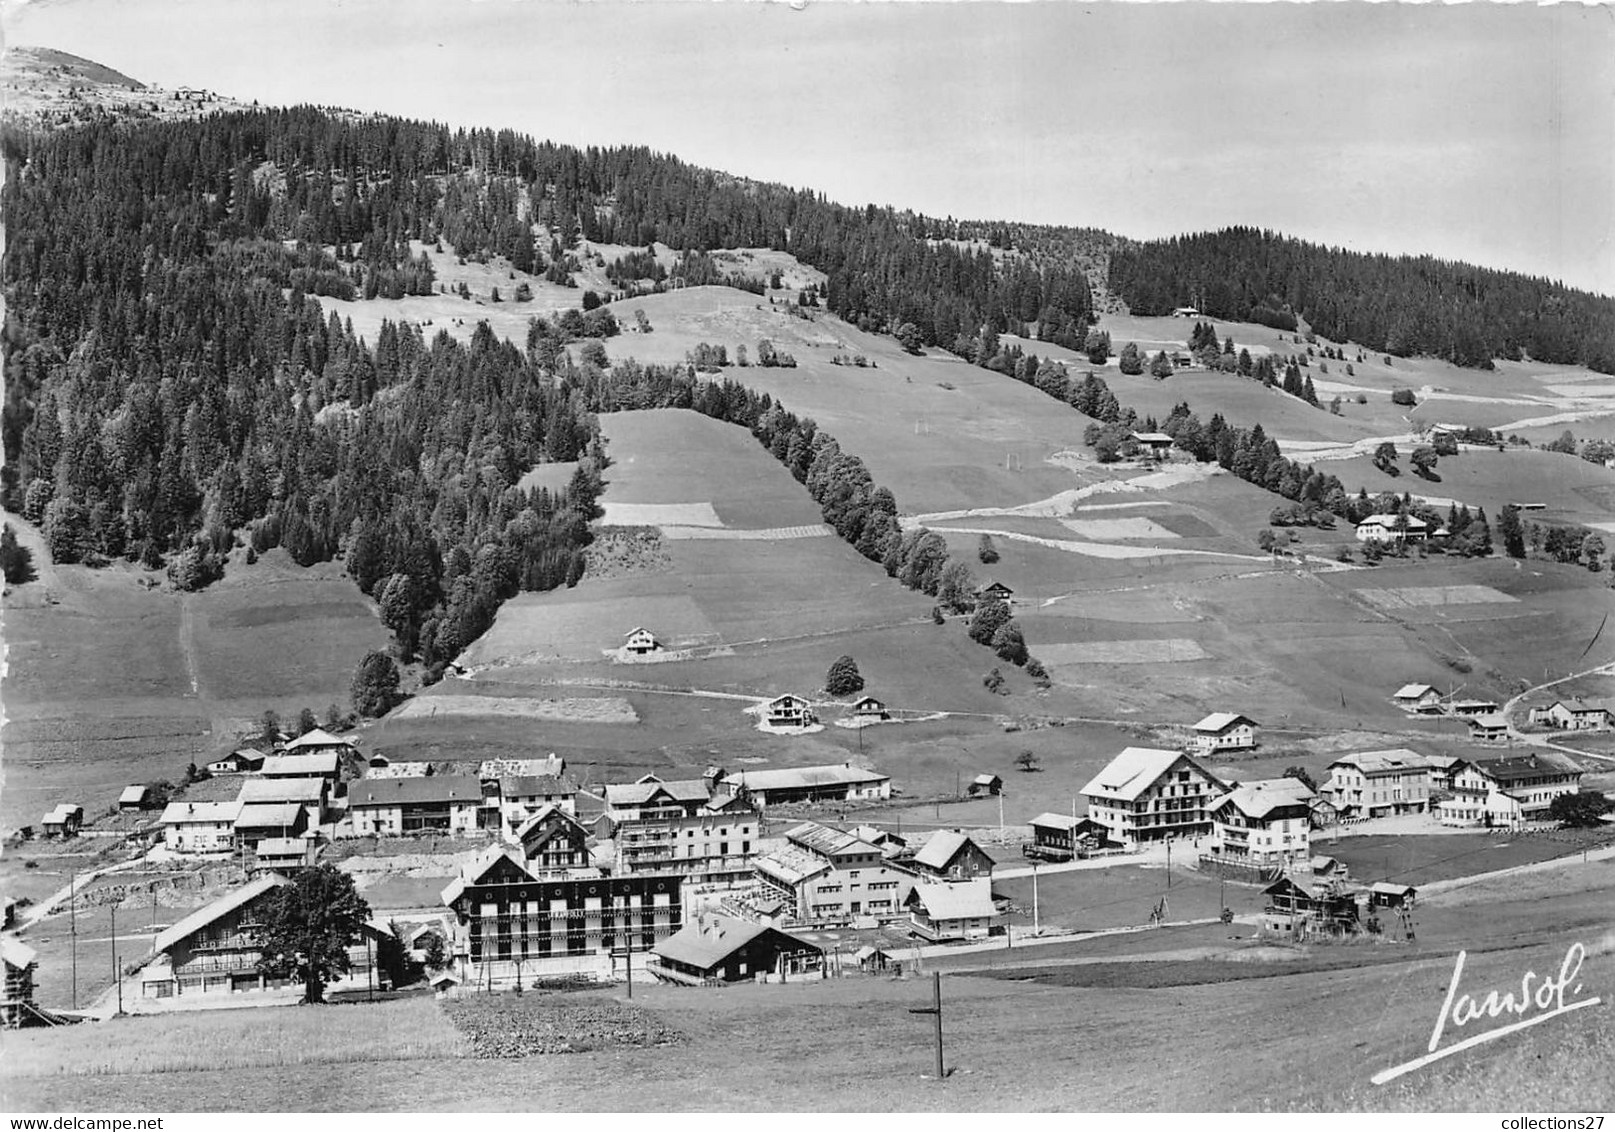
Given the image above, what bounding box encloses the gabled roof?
[624,627,656,639]
[654,914,803,970]
[977,578,1013,593]
[908,878,997,921]
[2,935,39,969]
[1193,712,1257,734]
[441,845,535,906]
[234,802,307,829]
[852,824,905,847]
[1030,812,1081,833]
[1358,514,1428,529]
[1551,698,1609,715]
[1081,747,1209,802]
[1370,881,1416,897]
[500,775,575,798]
[159,801,241,825]
[752,849,832,887]
[603,776,711,808]
[477,756,566,780]
[347,776,484,807]
[153,874,288,955]
[1394,683,1437,699]
[1132,431,1175,444]
[254,837,311,858]
[852,695,886,709]
[1329,748,1429,775]
[259,752,340,777]
[43,803,83,823]
[514,803,588,846]
[1466,751,1582,785]
[119,785,151,805]
[913,830,984,871]
[727,764,889,792]
[1209,783,1311,822]
[238,777,325,804]
[1468,713,1508,729]
[765,693,809,708]
[282,728,356,751]
[1228,777,1316,802]
[971,773,1001,786]
[784,821,880,858]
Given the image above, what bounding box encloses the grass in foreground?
[1,995,467,1079]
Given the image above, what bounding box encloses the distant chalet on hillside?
[1392,683,1443,712]
[763,694,816,729]
[1189,713,1259,754]
[976,579,1014,603]
[1355,514,1428,543]
[851,695,889,721]
[623,627,661,655]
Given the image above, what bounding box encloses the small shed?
[967,773,1003,797]
[1368,882,1416,909]
[208,749,265,774]
[976,579,1014,603]
[41,804,83,838]
[119,785,154,812]
[853,945,897,973]
[851,695,889,721]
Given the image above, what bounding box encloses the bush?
[351,651,402,717]
[1391,388,1417,406]
[983,668,1007,694]
[977,534,999,564]
[0,525,36,584]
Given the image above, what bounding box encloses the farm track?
[1501,658,1615,763]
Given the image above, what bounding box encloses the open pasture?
[1040,639,1213,665]
[1356,584,1519,610]
[392,693,639,725]
[598,500,723,527]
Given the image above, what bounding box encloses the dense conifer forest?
[1108,227,1615,372]
[4,107,1602,671]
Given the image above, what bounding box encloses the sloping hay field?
[393,693,639,723]
[1357,584,1519,609]
[1040,639,1212,664]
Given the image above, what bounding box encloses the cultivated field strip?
[392,694,639,723]
[659,524,831,541]
[1358,584,1520,609]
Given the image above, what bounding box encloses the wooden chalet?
[119,785,156,812]
[850,695,890,721]
[1025,813,1113,862]
[514,805,592,875]
[1260,876,1361,938]
[907,830,994,881]
[40,804,83,838]
[976,579,1014,603]
[763,693,816,729]
[623,627,661,655]
[208,749,264,775]
[649,914,823,985]
[906,879,1001,941]
[2,936,39,1028]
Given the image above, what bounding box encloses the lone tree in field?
[1016,749,1041,773]
[351,650,402,718]
[977,533,999,564]
[296,707,319,736]
[992,620,1029,666]
[968,599,1012,647]
[1117,342,1144,375]
[1548,790,1614,828]
[1149,350,1174,379]
[895,322,925,355]
[1499,504,1526,559]
[825,655,864,696]
[1283,766,1317,792]
[256,865,373,1004]
[1372,441,1400,475]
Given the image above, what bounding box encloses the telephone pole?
[69,869,78,1010]
[908,970,946,1080]
[110,903,123,1016]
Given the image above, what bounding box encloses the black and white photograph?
[1,0,1613,1116]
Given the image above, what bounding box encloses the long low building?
[345,776,489,837]
[720,764,891,807]
[650,914,822,985]
[160,802,241,854]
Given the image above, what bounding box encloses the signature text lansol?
[1371,942,1601,1086]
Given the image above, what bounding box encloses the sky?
[5,0,1614,295]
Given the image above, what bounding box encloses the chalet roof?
[1552,698,1609,714]
[1421,755,1463,771]
[1132,431,1175,444]
[1467,751,1582,785]
[852,695,886,709]
[1450,698,1500,710]
[1310,855,1339,872]
[972,773,1002,787]
[654,915,807,971]
[1358,514,1428,529]
[1081,747,1207,802]
[913,830,982,871]
[785,821,880,858]
[159,801,240,825]
[238,777,325,804]
[215,749,265,765]
[2,935,39,970]
[1393,684,1436,699]
[1030,812,1081,832]
[1209,783,1311,822]
[254,837,310,858]
[234,803,307,830]
[153,874,288,955]
[441,845,534,906]
[477,756,566,780]
[977,578,1013,594]
[259,752,340,777]
[727,764,889,792]
[119,785,151,805]
[1228,777,1315,802]
[908,878,997,921]
[1370,882,1417,897]
[752,849,831,887]
[500,775,575,798]
[1330,748,1429,775]
[764,693,808,708]
[282,728,356,752]
[347,776,484,807]
[1468,713,1508,730]
[625,627,654,638]
[514,804,587,845]
[603,776,711,808]
[852,824,905,846]
[1193,712,1257,734]
[853,945,893,962]
[43,803,83,823]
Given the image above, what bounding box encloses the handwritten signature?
[1373,942,1602,1085]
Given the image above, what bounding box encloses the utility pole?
[368,935,376,1001]
[998,790,1004,832]
[1166,839,1172,888]
[908,970,946,1080]
[110,903,122,1016]
[1032,862,1040,934]
[69,869,78,1010]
